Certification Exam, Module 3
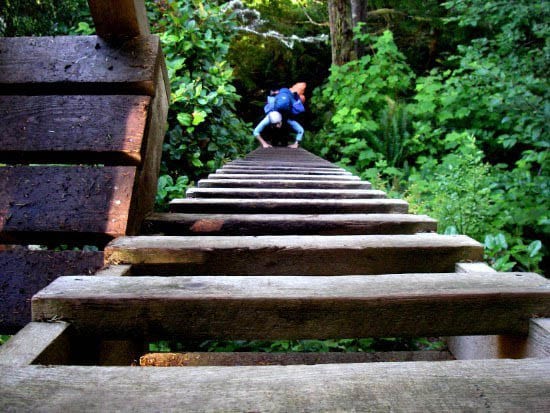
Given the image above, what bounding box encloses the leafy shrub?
[148,0,254,207]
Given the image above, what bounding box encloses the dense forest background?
[1,0,548,275]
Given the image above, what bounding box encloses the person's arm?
[253,116,272,148]
[287,119,304,142]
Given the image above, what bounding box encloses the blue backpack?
[264,87,305,116]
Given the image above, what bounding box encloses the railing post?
[88,0,151,37]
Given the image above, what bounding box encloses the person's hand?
[288,142,299,148]
[262,142,272,148]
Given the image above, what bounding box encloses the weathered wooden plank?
[32,273,549,338]
[2,360,548,411]
[216,167,352,175]
[140,351,453,366]
[197,178,372,189]
[0,322,71,365]
[0,248,103,332]
[229,160,337,168]
[104,234,483,275]
[0,36,162,95]
[207,173,360,181]
[0,95,149,165]
[95,265,133,277]
[526,318,550,358]
[185,188,386,199]
[89,0,150,37]
[0,166,136,243]
[448,262,527,359]
[125,64,169,235]
[169,198,408,214]
[143,213,437,235]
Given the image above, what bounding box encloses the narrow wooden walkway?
[1,0,549,409]
[3,146,548,411]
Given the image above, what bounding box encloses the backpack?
[273,88,294,114]
[264,87,305,116]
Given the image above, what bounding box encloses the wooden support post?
[88,0,150,37]
[526,318,550,358]
[447,262,547,360]
[0,322,71,365]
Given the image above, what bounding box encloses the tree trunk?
[350,0,367,59]
[328,0,354,65]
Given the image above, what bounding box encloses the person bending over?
[253,110,304,148]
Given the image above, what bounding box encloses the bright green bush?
[148,0,254,207]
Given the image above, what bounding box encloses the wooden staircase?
[1,1,549,410]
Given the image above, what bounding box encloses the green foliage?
[308,29,414,190]
[149,337,446,353]
[155,174,189,211]
[0,0,90,36]
[148,0,254,207]
[0,335,10,346]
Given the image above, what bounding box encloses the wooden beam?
[207,173,361,181]
[1,360,549,410]
[0,36,162,96]
[185,188,386,199]
[169,198,408,214]
[88,0,150,38]
[526,318,550,358]
[0,166,136,244]
[216,167,353,175]
[31,272,549,339]
[0,322,71,365]
[103,234,482,275]
[0,95,150,165]
[0,248,104,332]
[197,178,372,190]
[143,213,437,236]
[140,351,453,366]
[220,165,351,173]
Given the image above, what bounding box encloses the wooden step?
[143,213,437,235]
[185,188,386,199]
[0,248,103,333]
[169,198,407,214]
[104,234,482,275]
[139,351,453,366]
[0,35,162,96]
[1,360,549,411]
[197,178,372,190]
[228,160,337,168]
[207,173,361,181]
[216,167,353,175]
[32,272,549,338]
[0,165,136,244]
[0,95,149,165]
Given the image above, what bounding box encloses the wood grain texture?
[527,318,550,357]
[143,213,437,235]
[169,198,408,214]
[89,0,150,37]
[32,273,549,338]
[0,165,136,243]
[197,178,372,189]
[0,95,149,165]
[103,234,482,275]
[0,248,103,332]
[140,351,453,366]
[1,360,549,411]
[185,188,386,199]
[0,322,71,365]
[0,36,161,95]
[216,167,353,175]
[207,173,360,181]
[125,66,169,235]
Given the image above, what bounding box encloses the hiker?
[253,110,304,148]
[254,83,306,148]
